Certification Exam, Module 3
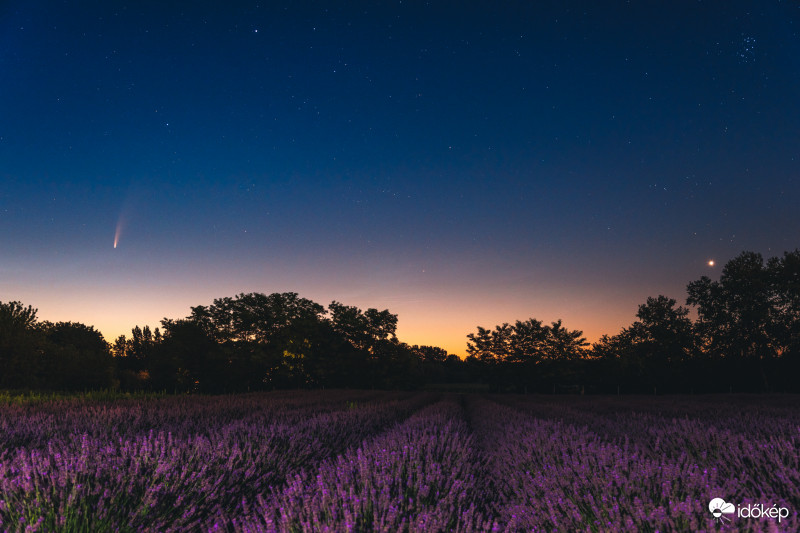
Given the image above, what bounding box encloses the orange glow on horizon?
[29,294,637,360]
[9,256,661,361]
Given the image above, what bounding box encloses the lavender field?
[1,391,798,532]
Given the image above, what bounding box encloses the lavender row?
[0,390,401,451]
[466,395,799,532]
[2,392,798,531]
[0,392,436,532]
[496,394,800,439]
[228,397,495,532]
[493,395,800,512]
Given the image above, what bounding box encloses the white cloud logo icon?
[709,498,736,523]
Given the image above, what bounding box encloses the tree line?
[0,293,467,392]
[467,250,800,393]
[1,250,798,393]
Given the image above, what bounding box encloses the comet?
[114,216,123,249]
[113,179,139,249]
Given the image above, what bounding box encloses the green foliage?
[0,389,165,406]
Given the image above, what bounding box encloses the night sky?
[2,1,798,356]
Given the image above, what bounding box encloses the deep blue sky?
[2,1,798,355]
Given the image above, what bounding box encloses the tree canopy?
[1,250,799,393]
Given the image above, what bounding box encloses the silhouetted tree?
[328,301,405,388]
[767,250,800,390]
[111,325,161,390]
[587,332,635,392]
[0,303,115,391]
[183,293,327,389]
[687,252,775,389]
[767,250,800,355]
[370,339,421,389]
[611,296,696,392]
[0,301,43,389]
[41,322,113,390]
[683,250,800,391]
[467,318,587,391]
[329,301,398,349]
[10,249,800,395]
[465,326,503,365]
[543,319,590,362]
[131,325,161,364]
[190,292,325,343]
[413,345,465,384]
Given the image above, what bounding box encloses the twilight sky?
[2,1,798,356]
